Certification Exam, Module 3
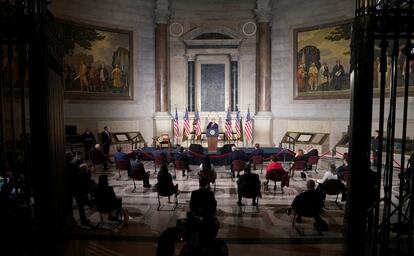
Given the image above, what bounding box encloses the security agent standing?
[101,126,112,155]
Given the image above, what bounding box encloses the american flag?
[235,109,241,140]
[225,109,233,140]
[183,108,191,139]
[194,111,202,136]
[174,108,179,139]
[245,108,253,141]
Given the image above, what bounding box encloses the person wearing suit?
[101,126,112,155]
[131,157,151,188]
[175,147,191,177]
[237,165,261,206]
[250,143,264,157]
[190,177,217,218]
[229,146,248,178]
[207,118,219,129]
[152,145,168,162]
[82,128,95,160]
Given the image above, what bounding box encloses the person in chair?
[157,163,179,196]
[229,146,248,178]
[237,165,261,206]
[175,147,191,177]
[250,143,264,157]
[286,180,325,226]
[190,177,217,218]
[90,144,114,170]
[95,175,123,221]
[131,157,151,188]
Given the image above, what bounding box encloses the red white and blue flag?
[244,108,253,141]
[235,109,242,140]
[183,108,191,139]
[174,108,179,139]
[194,111,202,136]
[225,109,233,140]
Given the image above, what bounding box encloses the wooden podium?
[206,127,219,153]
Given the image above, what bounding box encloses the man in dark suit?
[175,146,191,177]
[82,128,95,160]
[207,118,219,129]
[90,144,113,170]
[229,146,248,178]
[250,143,264,157]
[101,126,112,155]
[237,165,261,206]
[190,177,217,218]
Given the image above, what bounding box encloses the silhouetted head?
[98,175,109,188]
[306,179,316,190]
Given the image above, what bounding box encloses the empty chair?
[251,155,264,174]
[115,159,130,179]
[307,156,320,173]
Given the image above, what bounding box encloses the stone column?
[155,0,169,112]
[253,0,273,146]
[187,54,195,112]
[153,0,172,141]
[230,54,238,112]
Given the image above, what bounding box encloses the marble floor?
[67,158,348,256]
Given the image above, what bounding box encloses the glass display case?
[281,131,330,154]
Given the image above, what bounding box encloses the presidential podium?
[206,127,219,153]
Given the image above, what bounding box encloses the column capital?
[155,0,170,24]
[254,0,272,23]
[229,53,239,61]
[186,53,196,61]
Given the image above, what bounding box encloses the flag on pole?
[225,109,233,140]
[235,109,241,140]
[174,108,179,139]
[194,111,202,136]
[183,108,191,140]
[245,108,253,141]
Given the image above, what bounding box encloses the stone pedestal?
[153,112,173,145]
[253,111,273,146]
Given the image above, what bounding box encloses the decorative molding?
[169,22,184,37]
[242,21,257,36]
[181,25,243,40]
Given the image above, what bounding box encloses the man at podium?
[206,118,219,153]
[207,118,219,130]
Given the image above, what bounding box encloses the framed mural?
[373,41,414,97]
[56,20,133,100]
[294,20,352,99]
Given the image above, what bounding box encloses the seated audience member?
[152,145,167,161]
[250,143,264,157]
[289,148,307,176]
[336,153,349,180]
[316,164,346,202]
[190,177,217,218]
[237,165,261,206]
[157,163,179,196]
[131,157,151,188]
[90,144,114,170]
[304,148,319,160]
[114,146,132,175]
[229,146,248,178]
[199,156,216,188]
[286,180,325,227]
[95,174,123,221]
[264,154,289,188]
[175,146,191,177]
